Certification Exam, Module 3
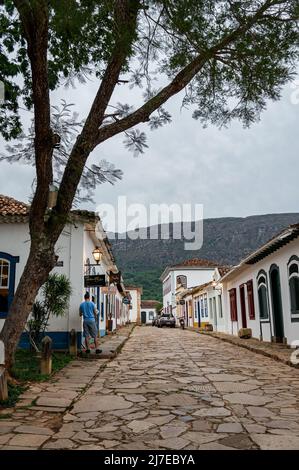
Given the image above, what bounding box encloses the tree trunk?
[0,239,56,370]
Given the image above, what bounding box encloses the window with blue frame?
[0,252,19,318]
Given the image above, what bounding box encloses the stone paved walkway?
[1,326,299,450]
[0,325,134,449]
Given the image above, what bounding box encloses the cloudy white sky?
[0,71,298,231]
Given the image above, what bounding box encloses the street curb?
[192,329,299,370]
[78,323,136,359]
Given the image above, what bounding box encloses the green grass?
[0,350,73,408]
[0,383,27,408]
[11,350,73,383]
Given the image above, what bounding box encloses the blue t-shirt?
[80,301,96,321]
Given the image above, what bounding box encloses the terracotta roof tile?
[172,258,219,268]
[0,194,29,216]
[0,194,97,222]
[218,266,232,277]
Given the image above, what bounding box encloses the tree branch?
[49,0,140,235]
[95,0,276,145]
[49,0,278,237]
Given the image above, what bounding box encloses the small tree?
[27,301,47,352]
[26,274,72,352]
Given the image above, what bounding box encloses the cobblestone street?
[1,326,299,450]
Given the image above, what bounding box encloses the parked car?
[157,314,175,328]
[152,316,159,326]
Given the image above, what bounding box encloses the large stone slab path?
[1,327,299,450]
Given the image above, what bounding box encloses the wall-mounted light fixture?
[92,247,102,265]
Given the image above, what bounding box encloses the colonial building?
[176,266,230,330]
[0,194,128,349]
[160,258,219,319]
[126,286,142,324]
[140,300,160,325]
[220,223,299,345]
[175,281,197,328]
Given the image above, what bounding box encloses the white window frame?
[288,257,299,318]
[257,272,270,321]
[0,258,10,289]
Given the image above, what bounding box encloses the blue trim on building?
[19,331,83,350]
[0,252,19,318]
[99,329,106,337]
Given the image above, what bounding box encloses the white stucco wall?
[162,268,216,318]
[82,229,110,335]
[222,237,299,345]
[127,289,138,323]
[162,272,174,312]
[208,290,226,333]
[115,289,128,327]
[0,222,86,338]
[140,307,156,325]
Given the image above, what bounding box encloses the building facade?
[0,195,127,349]
[220,224,299,346]
[140,300,160,325]
[126,286,142,324]
[160,259,219,320]
[175,267,228,331]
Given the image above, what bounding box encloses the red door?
[239,285,247,328]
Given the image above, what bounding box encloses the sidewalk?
[194,329,299,369]
[81,324,134,359]
[0,324,135,450]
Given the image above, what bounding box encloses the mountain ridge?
[109,213,299,301]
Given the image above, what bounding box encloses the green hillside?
[111,213,299,301]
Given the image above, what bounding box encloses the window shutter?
[247,280,255,320]
[229,288,237,321]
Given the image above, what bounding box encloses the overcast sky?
[0,72,298,231]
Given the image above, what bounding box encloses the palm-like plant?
[26,274,72,351]
[41,273,72,329]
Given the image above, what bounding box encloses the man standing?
[79,292,101,354]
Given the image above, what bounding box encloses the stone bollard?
[40,336,52,375]
[238,328,252,339]
[0,340,8,401]
[205,324,213,332]
[69,329,77,357]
